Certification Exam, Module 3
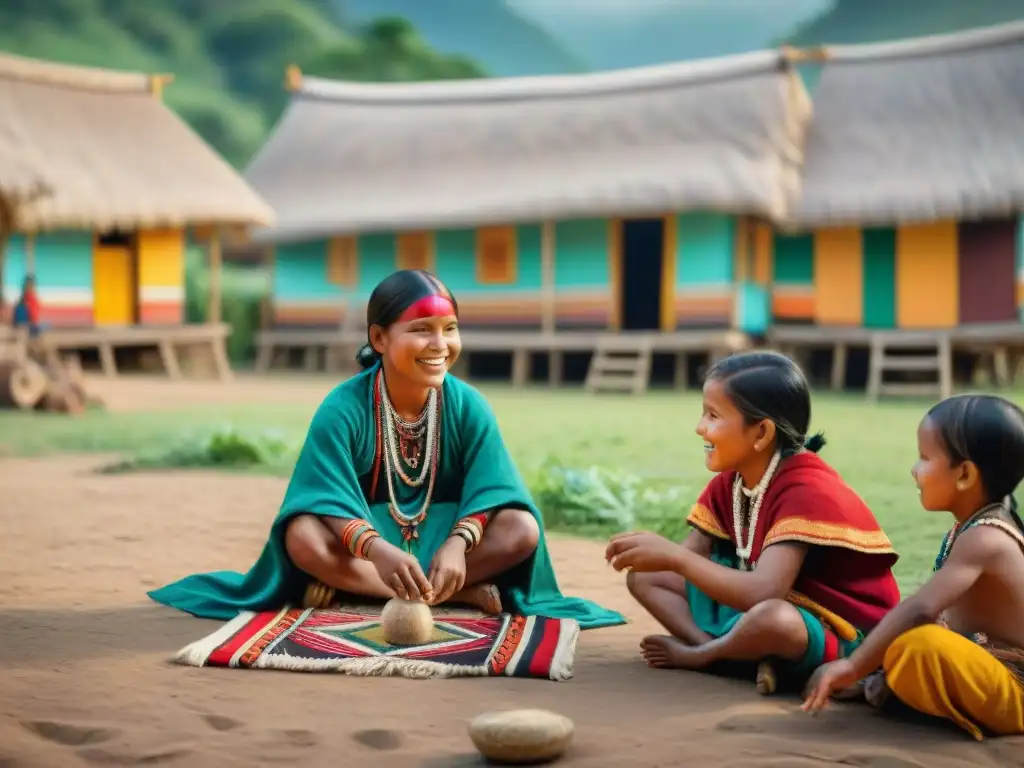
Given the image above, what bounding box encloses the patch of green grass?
[4,384,1020,591]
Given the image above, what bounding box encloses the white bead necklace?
[731,449,782,569]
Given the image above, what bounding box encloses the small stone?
[468,709,574,764]
[379,597,434,646]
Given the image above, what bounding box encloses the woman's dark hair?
[355,269,459,369]
[924,394,1024,517]
[705,350,824,457]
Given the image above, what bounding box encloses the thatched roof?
[0,53,274,232]
[787,21,1024,230]
[246,50,810,242]
[0,143,50,207]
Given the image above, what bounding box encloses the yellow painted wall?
[896,221,959,328]
[813,227,863,325]
[93,243,134,326]
[137,228,184,288]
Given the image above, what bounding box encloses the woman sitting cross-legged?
[606,351,901,693]
[149,269,625,631]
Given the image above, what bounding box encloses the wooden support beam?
[207,229,223,325]
[540,220,556,333]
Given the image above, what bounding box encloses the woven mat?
[174,604,579,681]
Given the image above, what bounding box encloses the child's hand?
[605,531,684,573]
[801,659,859,714]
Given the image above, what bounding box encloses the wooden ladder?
[584,335,653,395]
[867,332,953,401]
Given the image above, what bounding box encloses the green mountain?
[786,0,1024,45]
[339,0,588,76]
[0,0,485,168]
[509,0,829,70]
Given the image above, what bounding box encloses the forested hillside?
[0,0,485,168]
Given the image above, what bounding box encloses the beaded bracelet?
[450,511,491,553]
[339,518,381,560]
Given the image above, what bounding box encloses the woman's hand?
[605,531,686,573]
[365,539,434,601]
[801,659,860,714]
[427,536,468,606]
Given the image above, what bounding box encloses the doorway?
[619,218,664,330]
[93,229,138,327]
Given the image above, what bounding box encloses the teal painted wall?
[273,220,610,303]
[675,212,734,287]
[356,234,398,294]
[772,233,814,285]
[553,219,608,290]
[273,239,338,301]
[273,235,398,302]
[862,228,897,329]
[3,231,93,299]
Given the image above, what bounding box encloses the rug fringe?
[253,653,492,679]
[550,620,580,682]
[174,611,255,667]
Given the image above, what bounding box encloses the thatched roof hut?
[786,21,1024,230]
[0,53,273,233]
[245,49,811,242]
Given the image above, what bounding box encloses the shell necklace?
[731,449,782,569]
[378,374,441,547]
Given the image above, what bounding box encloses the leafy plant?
[529,457,692,539]
[99,426,296,474]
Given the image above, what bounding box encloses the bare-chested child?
[803,393,1024,740]
[606,351,900,693]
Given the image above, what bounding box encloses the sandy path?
[1,455,1019,767]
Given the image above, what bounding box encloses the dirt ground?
[1,377,1021,767]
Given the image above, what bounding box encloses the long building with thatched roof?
[244,51,811,332]
[775,20,1024,331]
[0,52,273,327]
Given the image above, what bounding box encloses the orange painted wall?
[896,221,959,328]
[813,227,863,325]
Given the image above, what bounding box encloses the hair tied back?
[355,343,382,370]
[804,432,827,454]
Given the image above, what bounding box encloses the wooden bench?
[30,323,233,382]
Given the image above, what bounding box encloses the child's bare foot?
[449,583,502,614]
[640,635,709,669]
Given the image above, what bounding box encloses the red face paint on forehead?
[398,294,457,323]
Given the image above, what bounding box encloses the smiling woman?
[148,269,625,632]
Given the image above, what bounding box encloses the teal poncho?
[149,365,625,631]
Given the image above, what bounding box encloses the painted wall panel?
[93,243,135,327]
[674,213,734,327]
[896,221,958,328]
[4,231,95,326]
[676,213,733,286]
[862,228,897,329]
[813,227,863,325]
[1016,217,1024,321]
[958,218,1018,324]
[137,227,184,324]
[771,232,814,322]
[272,238,344,326]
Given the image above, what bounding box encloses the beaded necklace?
[934,502,1024,571]
[731,449,782,570]
[376,371,441,549]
